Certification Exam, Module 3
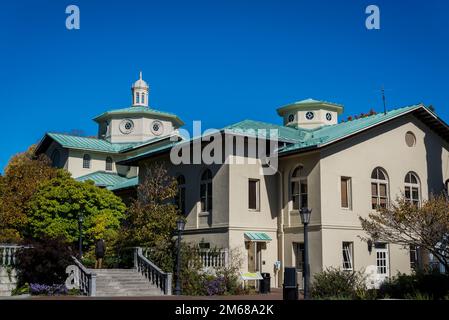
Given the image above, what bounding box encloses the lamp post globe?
[174,217,185,295]
[299,207,312,300]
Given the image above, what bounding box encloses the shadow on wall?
[423,130,444,196]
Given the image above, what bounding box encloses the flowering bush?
[30,283,68,296]
[204,276,226,296]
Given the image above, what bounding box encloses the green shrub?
[379,271,449,300]
[311,267,372,300]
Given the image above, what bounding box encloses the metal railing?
[134,247,172,295]
[0,244,22,266]
[71,256,96,296]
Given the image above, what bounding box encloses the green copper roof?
[46,133,140,153]
[118,142,178,165]
[117,103,435,164]
[244,232,272,241]
[76,171,138,190]
[278,104,423,154]
[93,106,184,126]
[108,176,139,191]
[224,120,310,143]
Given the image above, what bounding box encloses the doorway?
[375,243,389,282]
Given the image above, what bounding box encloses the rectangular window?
[292,179,308,211]
[200,182,212,213]
[248,179,260,211]
[342,242,354,271]
[409,245,418,271]
[293,242,305,271]
[340,177,351,209]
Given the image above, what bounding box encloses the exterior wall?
[107,116,175,143]
[138,155,230,233]
[67,149,127,178]
[228,156,279,286]
[283,109,338,129]
[44,141,69,170]
[318,114,449,277]
[279,152,323,283]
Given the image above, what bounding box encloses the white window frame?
[404,172,421,207]
[83,154,91,169]
[371,167,389,209]
[342,242,354,271]
[290,166,307,212]
[340,176,352,210]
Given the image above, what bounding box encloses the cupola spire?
[131,71,149,107]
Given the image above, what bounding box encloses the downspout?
[276,169,284,288]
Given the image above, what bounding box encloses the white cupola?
[131,71,149,107]
[277,98,344,129]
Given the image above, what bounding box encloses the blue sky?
[0,0,448,172]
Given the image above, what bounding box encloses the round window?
[326,112,332,121]
[405,131,416,147]
[119,119,134,134]
[151,120,164,136]
[288,114,295,122]
[305,111,314,120]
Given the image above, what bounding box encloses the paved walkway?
[5,288,296,300]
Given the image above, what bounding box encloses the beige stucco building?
[36,74,449,288]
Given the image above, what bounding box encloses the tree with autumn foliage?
[360,195,449,272]
[0,145,60,242]
[118,162,181,270]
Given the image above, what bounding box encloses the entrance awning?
[244,232,272,242]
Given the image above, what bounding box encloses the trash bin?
[283,267,298,300]
[259,273,271,294]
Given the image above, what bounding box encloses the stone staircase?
[92,269,165,297]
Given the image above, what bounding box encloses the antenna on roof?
[381,85,387,115]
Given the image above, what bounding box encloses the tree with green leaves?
[27,171,126,247]
[360,195,449,272]
[0,145,60,242]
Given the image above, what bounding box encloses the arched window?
[176,175,186,215]
[200,169,212,213]
[83,154,91,169]
[405,172,420,206]
[291,166,307,211]
[136,93,140,104]
[141,93,145,104]
[105,157,113,171]
[371,167,389,209]
[51,149,60,167]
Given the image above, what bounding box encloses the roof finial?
[139,71,142,80]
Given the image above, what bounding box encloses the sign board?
[240,272,263,281]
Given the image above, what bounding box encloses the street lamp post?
[299,207,312,300]
[174,218,185,296]
[78,212,84,258]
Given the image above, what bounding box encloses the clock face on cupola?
[277,98,343,130]
[93,72,184,143]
